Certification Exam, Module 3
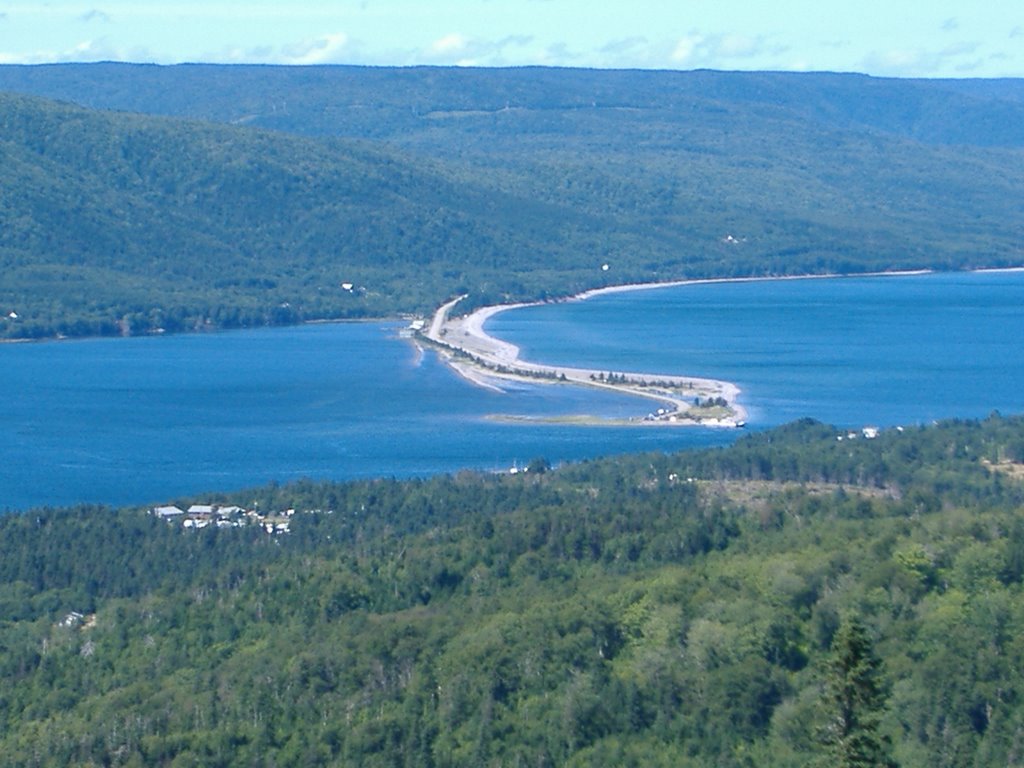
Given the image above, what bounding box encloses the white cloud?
[669,31,782,68]
[412,33,535,66]
[280,32,350,65]
[860,40,983,77]
[432,33,467,55]
[0,37,136,64]
[0,3,1017,76]
[671,35,703,64]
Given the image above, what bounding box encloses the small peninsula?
[417,291,747,427]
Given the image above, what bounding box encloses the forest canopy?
[2,414,1024,766]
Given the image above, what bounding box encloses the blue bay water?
[488,271,1024,428]
[0,323,731,510]
[2,270,1022,510]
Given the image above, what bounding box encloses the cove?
[2,270,1022,510]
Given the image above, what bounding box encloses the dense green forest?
[3,66,1024,339]
[3,413,1024,766]
[5,64,1024,766]
[0,91,602,338]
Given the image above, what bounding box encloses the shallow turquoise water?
[2,271,1022,510]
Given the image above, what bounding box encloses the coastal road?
[427,294,467,342]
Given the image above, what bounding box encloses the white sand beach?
[421,287,748,427]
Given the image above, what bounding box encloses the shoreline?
[417,266,1024,427]
[3,266,1020,347]
[441,268,949,340]
[421,292,748,428]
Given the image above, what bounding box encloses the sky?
[0,1,1022,78]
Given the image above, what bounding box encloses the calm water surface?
[2,271,1022,509]
[490,271,1024,428]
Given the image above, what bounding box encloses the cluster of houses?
[150,503,295,534]
[837,426,887,441]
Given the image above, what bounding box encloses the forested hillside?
[3,414,1024,766]
[0,92,611,337]
[3,65,1024,339]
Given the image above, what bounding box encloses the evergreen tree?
[817,615,897,768]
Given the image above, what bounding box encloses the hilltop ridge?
[2,65,1023,339]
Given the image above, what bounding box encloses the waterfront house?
[152,505,185,518]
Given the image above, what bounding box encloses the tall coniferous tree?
[818,615,898,768]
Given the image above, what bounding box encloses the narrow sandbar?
[419,287,747,427]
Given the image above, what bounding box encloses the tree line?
[1,414,1024,764]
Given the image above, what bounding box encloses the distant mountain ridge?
[1,65,1023,339]
[2,64,1024,147]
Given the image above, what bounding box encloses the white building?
[152,505,185,518]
